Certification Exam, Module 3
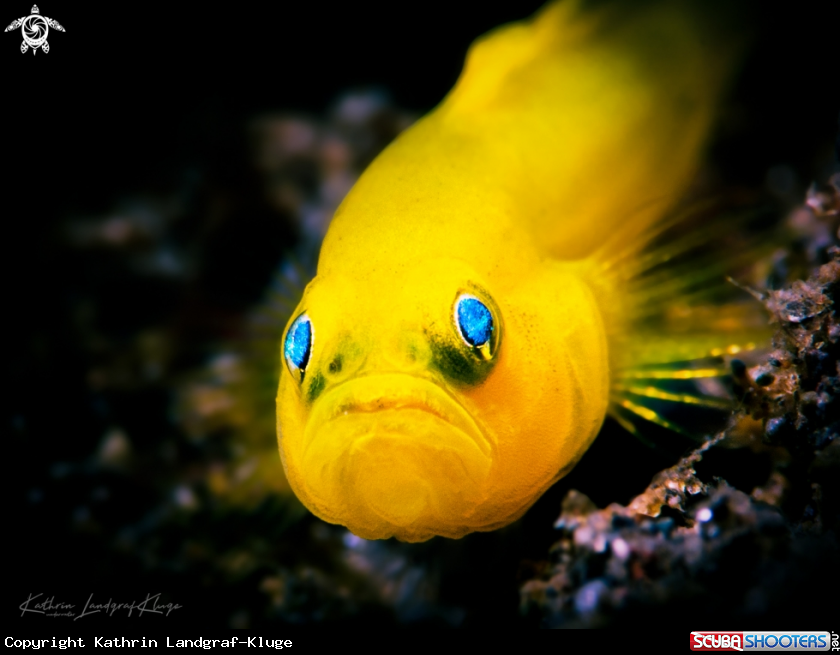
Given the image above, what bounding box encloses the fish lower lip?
[305,373,492,458]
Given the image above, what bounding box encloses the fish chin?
[294,375,494,541]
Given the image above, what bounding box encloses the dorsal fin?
[438,0,747,259]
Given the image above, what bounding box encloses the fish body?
[276,0,748,542]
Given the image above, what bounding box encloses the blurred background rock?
[5,0,839,628]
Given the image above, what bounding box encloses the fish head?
[277,255,609,542]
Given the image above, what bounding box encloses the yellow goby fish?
[276,0,747,542]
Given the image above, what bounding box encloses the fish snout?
[288,373,496,540]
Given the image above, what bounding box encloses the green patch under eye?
[429,336,490,386]
[306,371,326,403]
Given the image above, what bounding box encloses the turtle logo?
[5,5,64,55]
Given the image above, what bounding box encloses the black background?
[6,0,839,307]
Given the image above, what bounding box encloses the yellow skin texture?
[277,0,739,542]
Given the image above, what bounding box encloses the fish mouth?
[303,373,493,461]
[294,373,494,535]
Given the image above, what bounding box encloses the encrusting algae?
[276,0,768,542]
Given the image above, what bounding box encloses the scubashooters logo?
[4,5,64,54]
[690,631,833,651]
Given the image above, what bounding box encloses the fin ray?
[612,383,733,409]
[609,396,691,435]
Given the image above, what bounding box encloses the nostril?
[399,339,429,369]
[328,355,343,375]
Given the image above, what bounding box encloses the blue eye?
[455,295,493,348]
[284,314,312,376]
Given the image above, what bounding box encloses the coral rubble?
[520,176,840,627]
